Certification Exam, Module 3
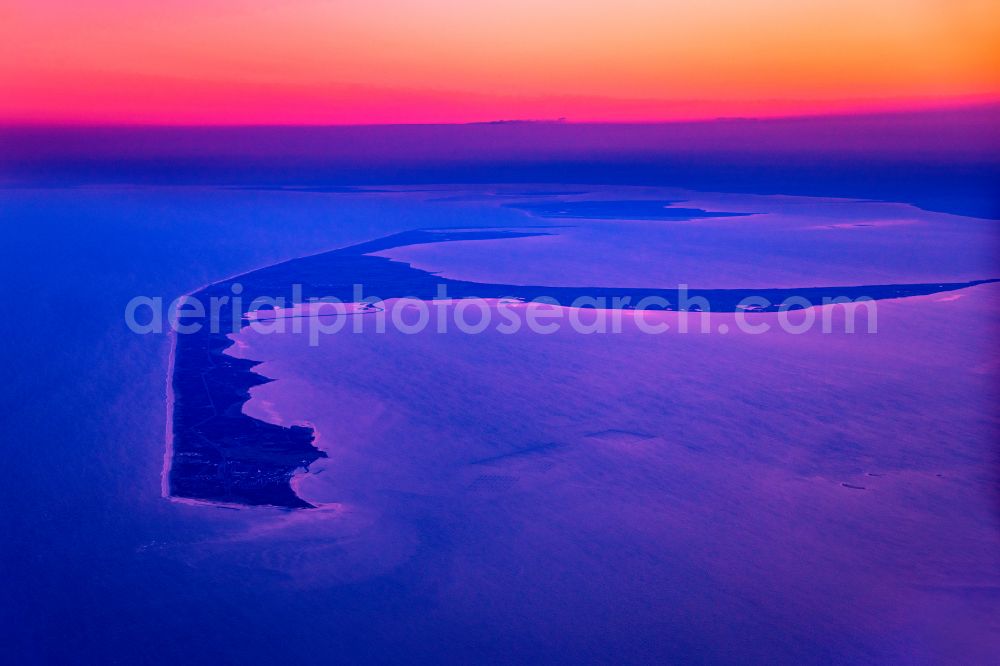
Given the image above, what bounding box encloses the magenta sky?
[2,0,999,124]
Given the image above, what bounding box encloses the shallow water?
[232,291,999,662]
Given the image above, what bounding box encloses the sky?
[1,0,998,124]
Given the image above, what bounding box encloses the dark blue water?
[0,187,459,664]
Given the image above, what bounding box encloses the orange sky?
[1,0,998,124]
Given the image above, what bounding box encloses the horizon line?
[3,96,998,131]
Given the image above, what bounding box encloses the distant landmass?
[3,104,998,218]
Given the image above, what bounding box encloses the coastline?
[161,326,176,501]
[165,227,1000,508]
